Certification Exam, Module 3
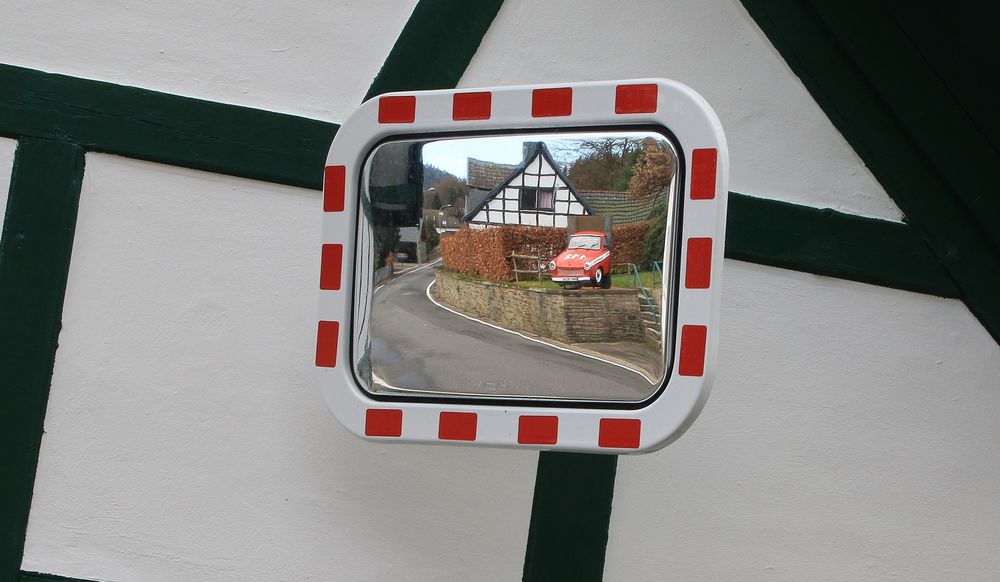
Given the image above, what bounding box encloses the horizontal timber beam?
[0,63,962,304]
[0,64,337,191]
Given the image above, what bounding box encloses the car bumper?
[552,275,593,283]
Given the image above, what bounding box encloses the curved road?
[369,262,654,401]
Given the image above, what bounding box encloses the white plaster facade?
[3,1,997,581]
[0,0,418,122]
[23,154,536,582]
[462,0,904,221]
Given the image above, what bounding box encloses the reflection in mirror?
[354,131,679,402]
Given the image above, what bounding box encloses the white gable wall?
[607,262,1000,581]
[469,151,587,228]
[22,154,535,582]
[0,0,418,122]
[461,0,904,221]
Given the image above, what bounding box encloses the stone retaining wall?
[434,270,644,343]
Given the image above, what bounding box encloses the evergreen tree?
[422,219,440,251]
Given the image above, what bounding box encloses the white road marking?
[396,258,442,278]
[370,368,594,400]
[424,279,655,384]
[374,258,441,296]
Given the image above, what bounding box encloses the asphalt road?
[369,262,654,401]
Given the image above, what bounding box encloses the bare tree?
[552,137,640,191]
[627,138,674,197]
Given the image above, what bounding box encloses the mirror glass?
[353,130,680,402]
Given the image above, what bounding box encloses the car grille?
[560,269,584,276]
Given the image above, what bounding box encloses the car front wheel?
[593,267,604,288]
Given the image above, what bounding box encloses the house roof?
[465,187,492,216]
[467,157,517,191]
[578,189,665,225]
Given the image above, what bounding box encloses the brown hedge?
[611,221,651,271]
[441,222,651,282]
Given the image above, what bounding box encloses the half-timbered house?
[462,142,594,228]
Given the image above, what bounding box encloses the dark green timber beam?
[0,140,85,582]
[20,573,88,582]
[741,0,1000,342]
[0,64,336,191]
[364,0,505,100]
[522,453,618,582]
[0,61,959,301]
[726,193,958,298]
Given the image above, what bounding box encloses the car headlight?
[548,261,556,271]
[584,261,593,271]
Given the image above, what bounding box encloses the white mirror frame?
[317,79,728,454]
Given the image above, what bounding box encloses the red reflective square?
[453,91,492,120]
[315,321,339,368]
[685,238,712,289]
[439,412,477,441]
[598,418,641,449]
[615,83,658,114]
[323,165,346,212]
[531,87,573,117]
[678,325,708,377]
[518,416,558,445]
[320,244,343,291]
[378,95,416,123]
[691,148,718,200]
[366,409,403,437]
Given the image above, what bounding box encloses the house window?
[520,188,555,211]
[537,188,555,210]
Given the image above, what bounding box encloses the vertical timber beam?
[0,140,85,581]
[362,2,622,579]
[364,0,504,99]
[522,453,619,582]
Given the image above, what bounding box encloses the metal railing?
[628,263,659,326]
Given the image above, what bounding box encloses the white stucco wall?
[462,0,903,221]
[0,0,900,220]
[0,138,16,225]
[10,0,1000,581]
[22,154,535,581]
[606,262,1000,581]
[0,0,417,122]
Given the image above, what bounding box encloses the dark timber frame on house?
[2,1,997,582]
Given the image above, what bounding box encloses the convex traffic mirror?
[317,80,728,453]
[360,131,677,401]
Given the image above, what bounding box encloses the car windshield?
[568,235,602,250]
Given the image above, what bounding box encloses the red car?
[549,231,612,289]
